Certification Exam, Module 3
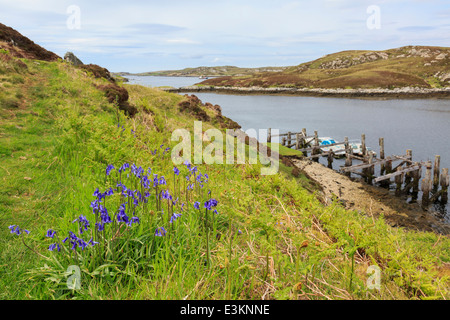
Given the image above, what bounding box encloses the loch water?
[128,75,450,223]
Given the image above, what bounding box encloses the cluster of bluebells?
[151,144,171,156]
[8,225,30,236]
[9,160,221,257]
[62,231,98,251]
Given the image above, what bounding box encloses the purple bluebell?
[170,213,182,224]
[183,160,191,169]
[204,198,218,210]
[155,227,167,237]
[119,163,130,173]
[72,215,90,234]
[130,217,140,225]
[48,243,61,252]
[8,225,29,235]
[46,229,56,238]
[194,201,200,210]
[88,238,99,247]
[106,164,115,176]
[173,166,180,176]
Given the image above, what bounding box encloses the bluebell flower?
[106,164,115,176]
[117,203,129,224]
[8,225,29,236]
[93,188,101,198]
[72,215,90,234]
[173,166,180,176]
[119,163,130,173]
[88,238,99,247]
[183,160,191,169]
[204,198,218,210]
[46,229,56,238]
[170,213,182,224]
[159,176,166,186]
[95,222,105,231]
[155,227,167,237]
[194,201,200,210]
[63,231,88,251]
[130,217,140,225]
[48,243,61,252]
[104,187,114,196]
[99,205,112,224]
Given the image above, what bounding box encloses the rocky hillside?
[199,46,450,89]
[0,22,60,61]
[124,65,287,77]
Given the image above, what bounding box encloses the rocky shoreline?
[163,85,450,99]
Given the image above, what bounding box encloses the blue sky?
[1,0,449,73]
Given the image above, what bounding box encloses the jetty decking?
[267,128,449,207]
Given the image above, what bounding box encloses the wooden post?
[440,168,449,204]
[344,137,352,177]
[411,163,420,201]
[295,133,300,150]
[282,136,286,146]
[395,166,404,196]
[267,128,272,143]
[327,151,334,169]
[361,134,366,157]
[433,155,440,190]
[422,160,432,207]
[367,152,374,185]
[404,150,413,191]
[379,138,385,175]
[313,131,319,162]
[301,128,308,156]
[287,131,292,148]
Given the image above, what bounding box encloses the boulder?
[64,52,83,66]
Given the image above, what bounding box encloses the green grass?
[0,53,449,300]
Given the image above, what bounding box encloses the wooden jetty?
[267,128,449,207]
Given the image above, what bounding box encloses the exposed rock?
[177,94,241,129]
[95,83,137,117]
[64,52,83,66]
[80,64,115,82]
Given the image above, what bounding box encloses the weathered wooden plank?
[340,155,406,173]
[373,165,421,183]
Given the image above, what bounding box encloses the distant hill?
[198,46,450,89]
[124,65,288,77]
[0,22,60,61]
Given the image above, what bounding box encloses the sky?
[1,0,449,73]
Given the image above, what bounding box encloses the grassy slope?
[198,46,450,89]
[1,51,449,300]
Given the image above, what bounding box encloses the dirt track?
[291,158,450,235]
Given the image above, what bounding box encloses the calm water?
[129,76,450,222]
[125,75,202,88]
